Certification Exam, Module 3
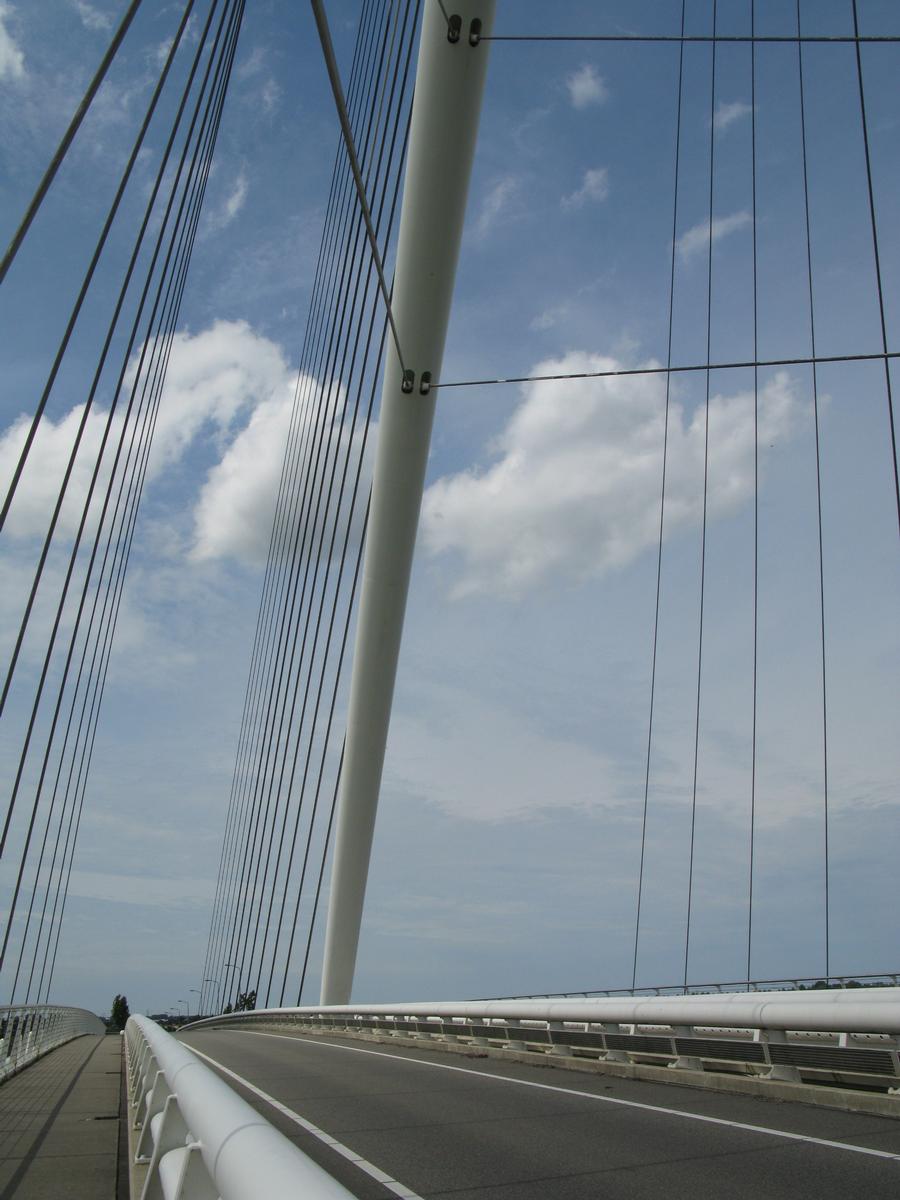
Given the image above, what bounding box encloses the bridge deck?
[181,1027,900,1199]
[0,1034,121,1199]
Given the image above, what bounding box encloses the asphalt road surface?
[180,1027,900,1199]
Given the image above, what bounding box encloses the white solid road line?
[188,1043,426,1200]
[225,1029,900,1164]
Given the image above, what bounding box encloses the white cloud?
[561,166,609,211]
[475,175,518,239]
[566,63,607,109]
[154,36,174,68]
[147,319,288,467]
[676,210,751,262]
[261,77,281,114]
[236,48,281,113]
[0,321,369,568]
[421,352,799,597]
[0,402,118,542]
[0,321,294,547]
[186,350,360,565]
[529,303,569,332]
[200,169,249,237]
[192,382,369,565]
[71,1,112,32]
[190,390,294,562]
[224,170,248,221]
[236,45,265,80]
[714,99,752,132]
[0,2,25,81]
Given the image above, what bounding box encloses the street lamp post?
[188,988,200,1018]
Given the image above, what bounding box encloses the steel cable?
[0,0,144,287]
[850,0,899,534]
[683,0,717,991]
[238,0,415,1007]
[207,0,394,1011]
[796,0,830,981]
[631,0,686,992]
[37,4,245,1005]
[256,64,414,1005]
[220,1,405,1006]
[0,1,194,533]
[747,0,759,988]
[199,0,379,1013]
[25,40,240,1003]
[0,0,233,852]
[1,0,244,994]
[215,4,392,1008]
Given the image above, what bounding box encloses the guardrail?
[0,1005,106,1083]
[186,988,900,1094]
[125,1013,356,1199]
[479,971,900,999]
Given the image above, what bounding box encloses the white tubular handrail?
[0,1005,105,1082]
[125,1014,356,1200]
[190,987,900,1035]
[184,989,900,1093]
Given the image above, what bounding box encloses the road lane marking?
[186,1043,425,1200]
[222,1029,900,1164]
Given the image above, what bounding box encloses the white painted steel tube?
[192,987,900,1036]
[320,0,496,1005]
[128,1015,355,1199]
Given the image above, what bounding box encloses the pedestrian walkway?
[0,1034,120,1199]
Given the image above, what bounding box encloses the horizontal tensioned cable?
[479,35,900,45]
[432,350,900,391]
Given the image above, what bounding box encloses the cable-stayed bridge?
[1,1,899,1196]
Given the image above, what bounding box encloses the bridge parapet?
[125,1014,356,1199]
[186,989,900,1097]
[0,1004,105,1083]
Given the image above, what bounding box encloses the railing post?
[136,1068,172,1160]
[140,1095,193,1200]
[756,1028,802,1083]
[670,1025,704,1072]
[320,0,496,1005]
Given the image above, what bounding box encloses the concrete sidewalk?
[0,1033,121,1199]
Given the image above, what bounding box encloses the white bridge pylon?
[320,0,496,1005]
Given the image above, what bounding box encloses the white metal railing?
[480,971,900,999]
[186,988,900,1092]
[0,1004,106,1083]
[125,1014,356,1200]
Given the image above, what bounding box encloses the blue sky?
[1,0,898,1018]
